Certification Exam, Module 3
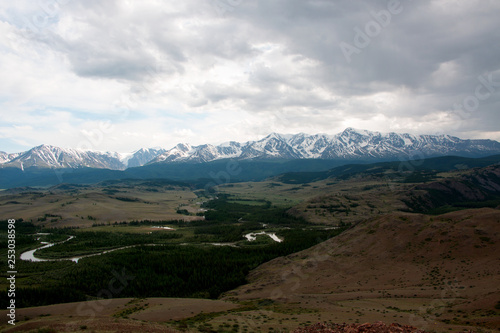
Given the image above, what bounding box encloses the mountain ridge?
[2,128,500,170]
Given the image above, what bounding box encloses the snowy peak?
[1,145,126,170]
[149,143,194,163]
[149,141,243,164]
[148,130,500,164]
[1,129,500,170]
[0,145,172,170]
[240,133,302,159]
[0,151,21,164]
[341,127,373,136]
[125,148,167,168]
[263,132,296,142]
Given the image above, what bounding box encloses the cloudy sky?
[1,0,499,153]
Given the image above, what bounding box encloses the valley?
[3,0,500,331]
[0,156,499,332]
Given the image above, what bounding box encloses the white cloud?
[1,0,499,153]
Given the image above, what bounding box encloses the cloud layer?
[1,0,499,153]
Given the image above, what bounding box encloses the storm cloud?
[0,0,499,153]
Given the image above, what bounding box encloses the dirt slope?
[0,298,239,332]
[2,209,498,332]
[223,208,500,332]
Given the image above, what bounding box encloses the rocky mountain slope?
[403,165,500,213]
[119,147,167,168]
[2,128,500,170]
[0,145,125,170]
[224,208,500,331]
[149,128,500,164]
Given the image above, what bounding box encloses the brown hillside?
[1,211,498,332]
[223,208,500,332]
[293,321,433,333]
[403,165,500,213]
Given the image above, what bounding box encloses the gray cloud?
[1,0,499,152]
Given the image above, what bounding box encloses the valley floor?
[1,164,499,332]
[1,208,499,333]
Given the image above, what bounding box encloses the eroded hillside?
[223,208,500,331]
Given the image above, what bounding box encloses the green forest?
[0,196,348,308]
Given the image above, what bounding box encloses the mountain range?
[2,128,500,171]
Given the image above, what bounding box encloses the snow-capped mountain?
[121,148,167,168]
[149,128,500,164]
[149,142,243,164]
[0,145,126,170]
[2,129,500,170]
[0,151,21,164]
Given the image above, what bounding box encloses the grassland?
[0,165,478,229]
[217,176,410,226]
[0,165,499,332]
[0,191,347,313]
[0,183,203,228]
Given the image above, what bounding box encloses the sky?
[0,0,499,154]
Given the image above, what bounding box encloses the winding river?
[20,235,78,262]
[19,235,145,263]
[244,232,283,243]
[21,229,285,263]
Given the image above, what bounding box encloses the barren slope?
[223,208,500,331]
